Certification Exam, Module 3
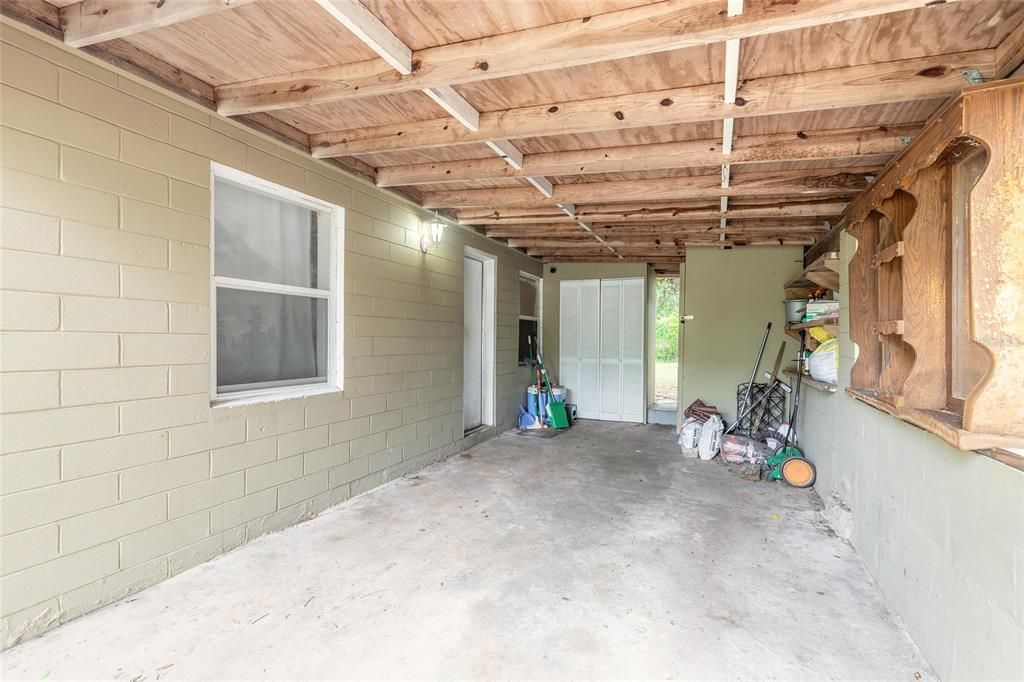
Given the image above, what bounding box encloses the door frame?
[463,246,496,433]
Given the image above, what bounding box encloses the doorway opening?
[463,247,496,434]
[654,276,680,407]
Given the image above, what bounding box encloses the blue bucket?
[527,385,566,422]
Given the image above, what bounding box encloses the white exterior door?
[463,256,483,431]
[559,278,644,423]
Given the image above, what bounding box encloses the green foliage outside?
[655,277,679,362]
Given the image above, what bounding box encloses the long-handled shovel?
[534,343,569,429]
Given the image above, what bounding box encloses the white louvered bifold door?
[577,280,601,419]
[559,277,644,423]
[599,279,623,420]
[620,277,646,422]
[558,280,580,410]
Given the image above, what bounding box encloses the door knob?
[680,315,694,324]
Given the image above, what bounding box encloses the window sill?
[846,387,1024,452]
[212,384,342,410]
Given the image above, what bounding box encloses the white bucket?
[784,299,808,324]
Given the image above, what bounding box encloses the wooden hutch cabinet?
[843,80,1023,451]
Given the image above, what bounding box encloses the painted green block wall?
[680,247,803,423]
[0,19,540,648]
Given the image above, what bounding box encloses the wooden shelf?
[787,320,838,334]
[847,388,1024,451]
[784,368,837,393]
[785,320,838,350]
[786,251,840,296]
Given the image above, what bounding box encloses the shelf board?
[846,388,1024,451]
[785,320,838,349]
[787,320,838,335]
[786,251,840,293]
[784,368,837,393]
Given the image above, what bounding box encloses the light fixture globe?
[421,216,445,253]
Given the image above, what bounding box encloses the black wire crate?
[735,382,787,440]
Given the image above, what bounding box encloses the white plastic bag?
[697,414,724,460]
[808,338,839,385]
[678,418,702,458]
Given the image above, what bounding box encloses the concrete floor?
[3,422,932,680]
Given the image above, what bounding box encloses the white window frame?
[518,271,542,365]
[209,162,344,405]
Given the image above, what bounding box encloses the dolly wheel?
[781,457,816,488]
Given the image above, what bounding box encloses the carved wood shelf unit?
[844,80,1024,451]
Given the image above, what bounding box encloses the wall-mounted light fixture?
[421,213,446,253]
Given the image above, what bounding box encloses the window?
[211,164,343,401]
[518,272,541,365]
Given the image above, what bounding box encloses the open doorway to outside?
[654,276,680,407]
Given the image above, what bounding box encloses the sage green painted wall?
[797,231,1024,681]
[680,247,804,423]
[540,262,648,388]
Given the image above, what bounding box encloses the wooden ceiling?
[7,0,1024,272]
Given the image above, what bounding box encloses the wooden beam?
[310,0,412,73]
[995,14,1024,78]
[375,124,915,186]
[310,0,551,196]
[423,168,876,209]
[512,236,817,249]
[421,85,480,131]
[484,140,524,169]
[458,199,848,224]
[61,0,257,48]
[308,52,992,156]
[215,0,963,115]
[545,256,685,263]
[484,223,829,238]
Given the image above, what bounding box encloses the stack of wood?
[684,400,719,423]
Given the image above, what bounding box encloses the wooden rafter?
[458,199,849,224]
[423,167,877,209]
[483,219,830,237]
[306,0,556,210]
[214,0,962,115]
[309,53,992,157]
[374,124,915,187]
[61,0,257,48]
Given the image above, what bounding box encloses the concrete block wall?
[798,231,1024,680]
[0,20,540,647]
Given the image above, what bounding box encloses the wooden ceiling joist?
[307,0,554,200]
[457,199,849,224]
[11,0,1018,267]
[483,219,830,237]
[61,0,257,48]
[310,52,991,157]
[374,124,916,187]
[510,235,817,249]
[423,167,876,209]
[545,256,684,264]
[214,0,962,115]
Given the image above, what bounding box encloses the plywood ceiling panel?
[360,0,652,50]
[455,43,722,112]
[741,1,1024,80]
[272,92,447,132]
[123,1,378,84]
[353,143,503,168]
[732,100,946,137]
[513,121,724,154]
